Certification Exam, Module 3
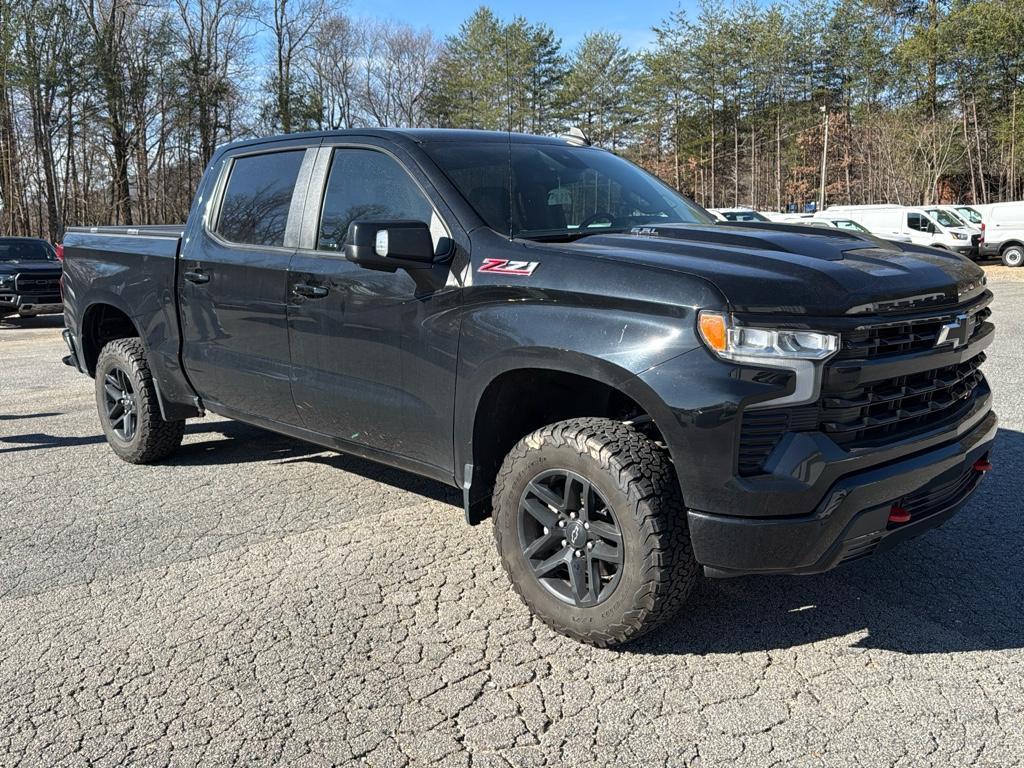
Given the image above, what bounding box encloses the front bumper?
[689,409,997,576]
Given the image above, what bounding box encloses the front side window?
[318,149,434,251]
[907,212,930,232]
[215,150,305,246]
[426,141,712,241]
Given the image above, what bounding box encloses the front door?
[286,144,463,476]
[179,144,313,424]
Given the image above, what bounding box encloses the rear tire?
[492,417,699,646]
[1001,244,1024,267]
[95,338,185,463]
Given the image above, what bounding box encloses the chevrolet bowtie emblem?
[935,313,971,349]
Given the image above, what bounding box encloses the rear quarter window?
[215,151,305,246]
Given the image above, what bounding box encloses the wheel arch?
[80,300,141,376]
[456,352,674,524]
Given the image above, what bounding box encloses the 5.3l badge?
[478,258,540,276]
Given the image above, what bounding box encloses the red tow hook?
[888,505,912,524]
[973,458,993,472]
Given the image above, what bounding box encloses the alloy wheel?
[517,469,624,607]
[102,366,138,441]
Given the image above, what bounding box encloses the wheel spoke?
[122,411,134,439]
[527,480,564,512]
[587,555,603,602]
[588,520,621,546]
[576,477,592,522]
[523,531,559,560]
[568,554,588,602]
[589,540,622,565]
[107,402,124,421]
[533,547,569,578]
[104,383,122,401]
[109,411,125,428]
[105,373,122,394]
[521,497,559,529]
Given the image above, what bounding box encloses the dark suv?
[0,237,62,321]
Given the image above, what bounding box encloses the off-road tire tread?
[96,338,185,463]
[493,417,699,647]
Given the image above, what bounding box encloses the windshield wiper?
[524,228,630,243]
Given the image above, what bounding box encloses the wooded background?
[0,0,1022,240]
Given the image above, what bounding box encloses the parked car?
[775,213,914,243]
[61,129,996,646]
[708,207,771,222]
[825,205,978,257]
[0,237,62,321]
[978,201,1024,266]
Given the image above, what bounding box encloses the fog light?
[972,459,992,472]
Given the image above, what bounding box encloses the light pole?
[819,105,829,213]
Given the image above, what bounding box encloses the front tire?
[95,338,185,463]
[492,418,698,646]
[1001,244,1024,267]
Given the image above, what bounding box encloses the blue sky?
[346,0,696,51]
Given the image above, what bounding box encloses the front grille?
[820,354,986,449]
[836,306,990,360]
[14,274,61,293]
[737,301,991,475]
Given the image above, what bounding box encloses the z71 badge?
[478,258,540,276]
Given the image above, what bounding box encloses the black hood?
[568,222,985,316]
[0,260,61,276]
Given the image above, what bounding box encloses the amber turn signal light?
[698,311,728,353]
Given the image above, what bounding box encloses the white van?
[979,202,1024,266]
[926,206,980,232]
[824,205,977,257]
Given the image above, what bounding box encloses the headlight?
[0,276,12,289]
[698,311,839,362]
[953,232,968,240]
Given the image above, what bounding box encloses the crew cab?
[61,129,996,646]
[0,237,62,321]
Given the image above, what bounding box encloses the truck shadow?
[629,427,1024,656]
[0,314,65,329]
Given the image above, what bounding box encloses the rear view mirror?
[344,220,434,272]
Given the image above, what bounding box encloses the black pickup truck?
[61,129,996,646]
[0,237,62,320]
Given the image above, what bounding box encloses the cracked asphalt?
[1,281,1023,767]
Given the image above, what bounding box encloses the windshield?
[926,208,964,228]
[831,219,870,233]
[722,210,769,222]
[956,206,983,224]
[0,239,55,261]
[425,142,713,239]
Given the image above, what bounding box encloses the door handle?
[184,269,209,284]
[293,283,328,299]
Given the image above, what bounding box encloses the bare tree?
[264,0,323,133]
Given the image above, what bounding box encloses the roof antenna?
[504,29,514,240]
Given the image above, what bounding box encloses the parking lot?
[1,281,1023,768]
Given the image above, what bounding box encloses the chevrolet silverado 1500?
[61,129,996,645]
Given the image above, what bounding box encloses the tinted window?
[216,151,304,246]
[0,239,54,261]
[907,212,929,232]
[318,149,434,251]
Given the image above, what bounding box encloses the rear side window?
[907,212,930,232]
[318,148,434,251]
[215,150,304,246]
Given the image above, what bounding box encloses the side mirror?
[344,220,434,272]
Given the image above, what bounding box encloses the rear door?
[179,141,316,424]
[286,141,464,476]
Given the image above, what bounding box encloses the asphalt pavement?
[1,284,1022,767]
